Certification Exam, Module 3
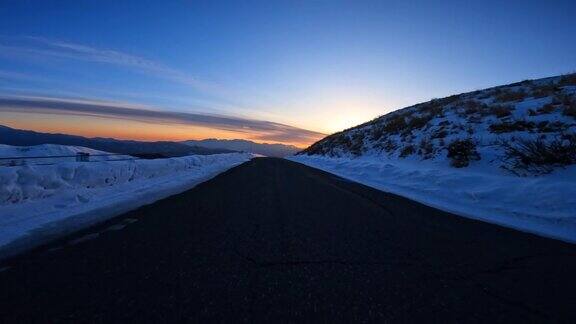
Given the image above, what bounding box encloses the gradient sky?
[1,0,575,147]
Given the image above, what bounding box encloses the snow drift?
[0,152,253,259]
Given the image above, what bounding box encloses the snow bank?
[0,153,253,259]
[0,144,131,166]
[290,155,576,243]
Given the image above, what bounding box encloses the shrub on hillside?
[539,103,556,114]
[467,115,483,124]
[399,145,415,157]
[421,95,460,113]
[561,96,576,118]
[553,93,575,106]
[418,138,435,159]
[563,103,576,118]
[529,103,556,116]
[447,139,480,168]
[536,121,570,133]
[463,100,487,115]
[500,135,576,174]
[384,115,408,134]
[489,120,535,133]
[432,129,448,139]
[531,83,559,98]
[508,79,533,87]
[438,94,462,106]
[418,100,446,118]
[495,89,527,103]
[381,139,398,153]
[349,133,365,155]
[559,73,576,86]
[370,125,385,141]
[407,114,434,131]
[490,104,513,118]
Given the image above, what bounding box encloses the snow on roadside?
[0,153,253,259]
[0,144,131,166]
[289,155,576,243]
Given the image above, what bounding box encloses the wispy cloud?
[0,36,217,93]
[0,96,325,145]
[0,70,38,81]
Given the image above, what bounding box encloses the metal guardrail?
[0,153,129,160]
[0,153,139,167]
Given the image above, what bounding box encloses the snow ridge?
[300,74,576,174]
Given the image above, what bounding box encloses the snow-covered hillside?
[0,152,253,259]
[292,73,576,242]
[0,144,131,166]
[301,74,576,175]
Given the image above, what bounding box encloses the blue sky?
[0,0,575,146]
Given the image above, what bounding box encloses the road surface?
[1,158,575,322]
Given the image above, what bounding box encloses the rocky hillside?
[300,73,576,175]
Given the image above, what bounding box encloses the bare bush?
[399,145,415,157]
[552,93,576,117]
[463,100,487,115]
[553,93,574,106]
[489,120,535,133]
[383,115,408,134]
[531,83,559,98]
[432,128,448,139]
[490,104,513,118]
[495,89,527,103]
[529,103,556,116]
[536,121,570,133]
[379,139,397,153]
[563,101,576,118]
[349,133,365,155]
[500,135,576,174]
[447,139,480,168]
[559,73,576,86]
[539,103,556,114]
[418,138,435,159]
[370,126,385,141]
[407,114,434,131]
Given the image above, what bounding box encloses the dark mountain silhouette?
[0,125,234,157]
[183,138,299,157]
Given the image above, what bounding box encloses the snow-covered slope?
[0,144,131,166]
[0,153,253,259]
[292,73,576,242]
[301,74,576,174]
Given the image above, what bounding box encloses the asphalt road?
[1,157,575,323]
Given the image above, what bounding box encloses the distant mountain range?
[0,125,233,157]
[183,139,299,157]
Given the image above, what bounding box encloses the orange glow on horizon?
[1,113,315,148]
